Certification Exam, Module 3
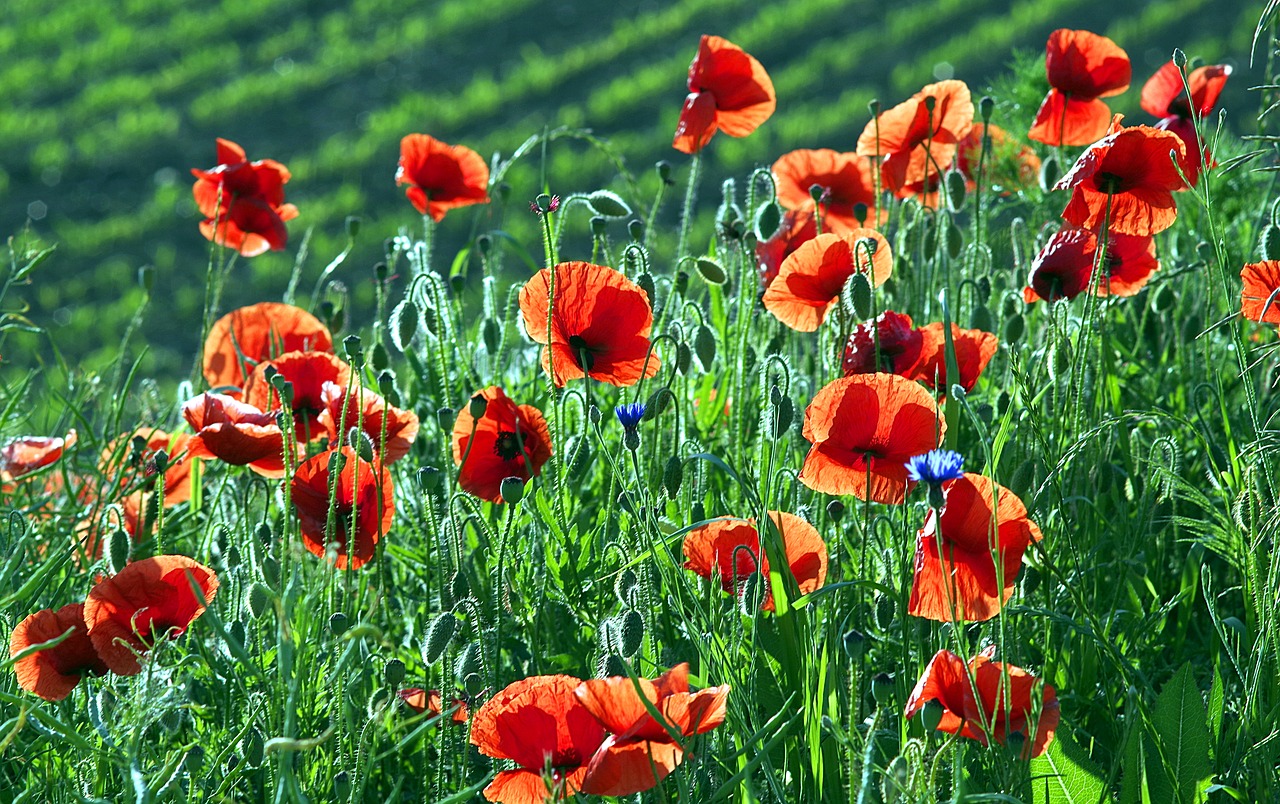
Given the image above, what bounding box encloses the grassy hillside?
[0,0,1263,379]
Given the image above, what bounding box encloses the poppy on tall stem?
[762,229,892,332]
[452,387,553,503]
[243,350,353,443]
[672,35,775,155]
[771,149,882,233]
[396,134,491,221]
[1141,61,1231,187]
[202,302,332,391]
[1028,29,1131,147]
[682,512,828,612]
[191,138,298,256]
[1023,228,1159,303]
[857,80,973,196]
[291,446,394,570]
[183,392,298,478]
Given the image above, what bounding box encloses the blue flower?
[905,449,964,486]
[614,402,646,430]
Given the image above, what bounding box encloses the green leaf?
[1150,663,1212,804]
[1031,730,1107,804]
[1207,663,1224,749]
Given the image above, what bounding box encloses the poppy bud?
[343,335,363,365]
[663,456,683,498]
[328,612,348,636]
[768,395,794,439]
[737,572,761,614]
[463,672,485,697]
[138,265,155,292]
[656,160,674,185]
[694,325,716,370]
[269,374,295,408]
[676,342,693,375]
[417,466,442,493]
[327,449,348,478]
[871,672,894,705]
[422,613,458,665]
[617,490,636,515]
[247,583,273,619]
[468,394,487,420]
[1153,284,1177,313]
[346,216,361,238]
[691,501,705,522]
[449,273,465,295]
[186,745,205,773]
[590,215,608,237]
[242,728,265,767]
[971,305,994,333]
[225,546,242,570]
[450,571,470,601]
[588,405,602,425]
[436,407,454,431]
[1039,155,1061,193]
[262,555,281,589]
[675,270,690,295]
[333,771,351,801]
[619,610,644,657]
[1003,313,1025,344]
[644,387,673,419]
[159,707,183,734]
[597,653,627,678]
[384,658,406,688]
[978,94,994,122]
[261,524,278,550]
[229,620,247,649]
[638,272,656,305]
[842,628,866,661]
[695,257,727,285]
[874,594,896,630]
[455,642,482,683]
[1021,564,1042,596]
[826,500,845,523]
[945,170,967,213]
[628,219,645,242]
[754,200,782,241]
[1051,339,1072,379]
[377,370,399,404]
[614,569,639,604]
[842,272,872,320]
[868,99,880,116]
[588,190,631,218]
[107,526,131,574]
[1172,47,1187,67]
[1006,729,1027,757]
[566,435,591,478]
[421,303,438,335]
[923,94,936,113]
[373,262,391,285]
[499,476,525,504]
[481,317,501,354]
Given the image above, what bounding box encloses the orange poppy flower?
[908,473,1041,622]
[1241,261,1280,323]
[452,386,553,504]
[905,647,1059,758]
[956,124,1041,192]
[100,428,193,507]
[856,80,973,194]
[244,350,353,442]
[396,134,491,221]
[1023,228,1159,304]
[1028,29,1131,146]
[183,392,297,478]
[191,138,298,256]
[318,382,420,465]
[398,688,469,723]
[682,512,828,612]
[470,674,608,803]
[757,209,817,289]
[575,663,729,796]
[800,374,945,504]
[672,35,776,154]
[1056,121,1186,237]
[519,261,660,387]
[291,446,394,570]
[771,149,882,233]
[10,603,108,701]
[1142,62,1231,187]
[762,230,892,332]
[842,311,929,378]
[202,302,332,391]
[909,324,999,393]
[84,555,219,675]
[0,429,76,483]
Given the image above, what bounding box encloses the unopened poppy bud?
[754,200,782,241]
[327,449,347,477]
[691,501,705,522]
[614,568,639,603]
[826,500,845,523]
[499,476,525,504]
[370,342,390,372]
[945,170,967,212]
[240,728,264,767]
[186,745,205,772]
[738,571,762,614]
[627,218,645,242]
[455,642,482,682]
[694,325,716,370]
[1004,313,1025,344]
[590,215,608,237]
[1172,47,1186,67]
[868,99,880,116]
[871,672,894,705]
[1006,729,1027,756]
[247,583,273,619]
[482,317,501,354]
[971,305,994,333]
[842,272,872,320]
[138,265,155,292]
[449,273,465,295]
[980,95,994,122]
[674,270,689,295]
[842,628,866,661]
[637,272,656,304]
[676,342,693,375]
[874,594,896,630]
[617,490,636,515]
[597,653,627,678]
[322,301,345,333]
[663,456,683,498]
[333,771,351,801]
[159,707,182,733]
[1021,564,1042,596]
[262,555,281,588]
[224,545,241,569]
[695,257,727,285]
[229,620,247,649]
[588,405,602,425]
[1153,284,1177,313]
[476,233,492,255]
[656,160,674,185]
[345,215,361,238]
[644,387,673,419]
[343,335,363,365]
[384,658,406,687]
[852,202,869,226]
[619,610,644,656]
[1039,155,1061,193]
[350,428,375,463]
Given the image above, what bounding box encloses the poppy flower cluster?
[1023,227,1159,303]
[857,80,974,205]
[906,647,1059,758]
[762,229,892,332]
[10,555,218,700]
[202,301,332,391]
[452,386,553,504]
[1028,29,1131,147]
[396,134,491,221]
[771,149,881,233]
[672,35,775,154]
[841,312,998,393]
[683,512,828,611]
[1141,60,1231,187]
[191,138,298,256]
[470,665,728,802]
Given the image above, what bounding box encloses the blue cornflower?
[905,449,964,485]
[615,402,646,431]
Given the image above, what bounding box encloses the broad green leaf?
[1208,663,1224,749]
[1031,730,1107,804]
[1150,663,1212,804]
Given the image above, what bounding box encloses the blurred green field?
[0,0,1262,380]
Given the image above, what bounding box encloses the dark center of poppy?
[493,430,524,461]
[1095,172,1127,194]
[567,335,596,371]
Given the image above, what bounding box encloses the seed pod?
[423,612,457,665]
[695,258,727,285]
[247,583,272,619]
[663,456,683,498]
[693,325,716,371]
[656,160,674,185]
[842,628,866,661]
[328,611,349,636]
[500,477,525,505]
[921,698,946,732]
[590,215,608,237]
[871,672,894,705]
[619,610,644,657]
[826,500,845,523]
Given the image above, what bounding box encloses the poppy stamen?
[567,335,596,371]
[492,431,525,461]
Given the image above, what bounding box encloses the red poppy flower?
[800,374,945,504]
[762,230,893,332]
[291,446,394,570]
[905,647,1059,758]
[893,167,949,210]
[956,124,1041,192]
[519,262,660,387]
[183,392,297,478]
[471,674,608,803]
[0,429,76,483]
[100,428,193,508]
[1241,261,1280,323]
[908,473,1041,622]
[673,35,776,154]
[771,149,883,234]
[202,302,332,391]
[575,663,730,796]
[1023,227,1160,304]
[398,688,469,723]
[396,134,491,221]
[842,311,929,378]
[1056,121,1187,237]
[909,324,999,393]
[1142,62,1231,186]
[191,138,298,256]
[10,604,108,701]
[84,555,219,675]
[452,387,553,504]
[318,382,419,465]
[757,209,817,289]
[244,350,353,442]
[1028,29,1131,146]
[857,80,974,194]
[682,512,828,612]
